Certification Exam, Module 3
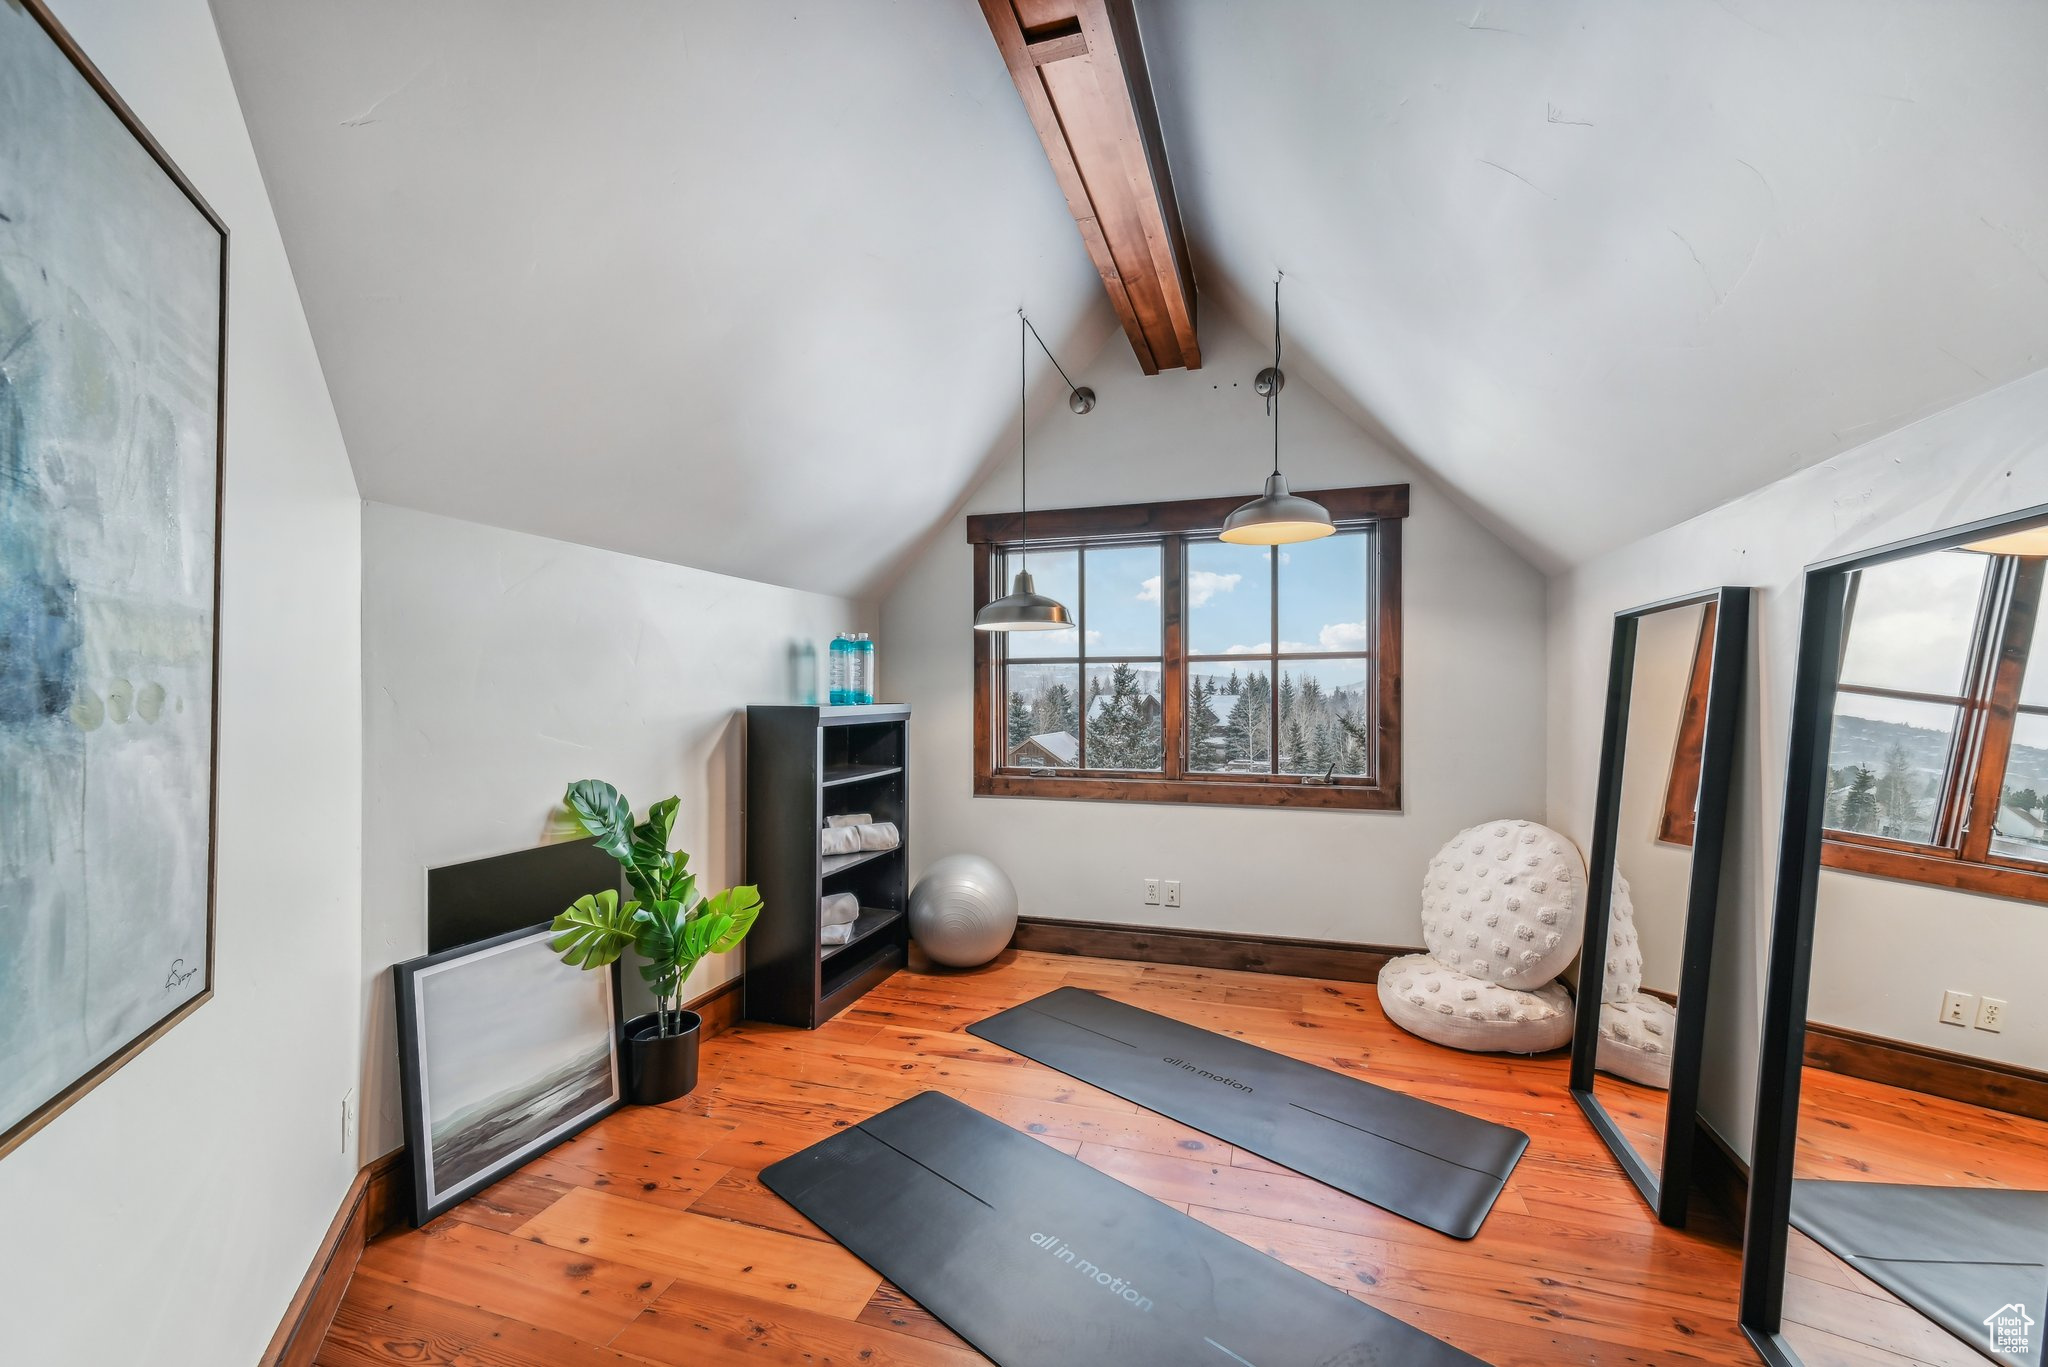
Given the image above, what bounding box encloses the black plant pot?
[623,1010,701,1105]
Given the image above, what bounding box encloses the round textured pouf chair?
[1597,992,1677,1089]
[1420,819,1586,990]
[908,854,1019,968]
[1376,953,1576,1054]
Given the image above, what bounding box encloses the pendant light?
[1220,273,1334,545]
[974,312,1094,631]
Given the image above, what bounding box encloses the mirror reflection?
[1780,539,2048,1367]
[1591,599,1719,1178]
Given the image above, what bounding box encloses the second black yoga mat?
[1792,1180,2048,1367]
[967,986,1528,1239]
[762,1090,1486,1367]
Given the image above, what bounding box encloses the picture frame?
[1,0,229,1159]
[393,924,623,1226]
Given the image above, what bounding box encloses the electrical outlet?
[1164,880,1181,908]
[1940,989,1975,1027]
[1143,879,1160,906]
[341,1090,357,1155]
[1977,996,2008,1033]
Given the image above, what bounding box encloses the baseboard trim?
[1010,916,1418,984]
[1803,1020,2048,1122]
[271,974,748,1363]
[260,1146,404,1367]
[1690,1118,1750,1232]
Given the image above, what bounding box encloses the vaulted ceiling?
[213,0,2048,592]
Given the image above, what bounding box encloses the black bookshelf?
[743,703,910,1027]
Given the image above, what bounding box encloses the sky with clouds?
[1005,532,1373,663]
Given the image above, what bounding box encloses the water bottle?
[829,633,853,706]
[855,634,876,705]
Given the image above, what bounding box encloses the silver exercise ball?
[908,854,1019,968]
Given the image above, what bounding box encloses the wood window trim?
[1656,601,1718,847]
[1822,554,2048,906]
[968,485,1406,811]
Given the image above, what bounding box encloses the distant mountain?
[1831,712,2048,792]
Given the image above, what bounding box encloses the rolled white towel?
[826,813,873,829]
[821,893,861,926]
[855,821,900,852]
[821,825,862,856]
[821,922,854,946]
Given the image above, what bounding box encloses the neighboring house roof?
[2002,804,2048,835]
[1009,732,1078,766]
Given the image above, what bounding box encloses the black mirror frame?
[1570,586,1752,1228]
[1739,502,2048,1365]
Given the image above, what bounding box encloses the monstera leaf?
[700,885,762,954]
[627,796,682,900]
[563,780,634,863]
[550,889,640,968]
[633,899,693,1000]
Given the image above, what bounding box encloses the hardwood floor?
[320,950,1766,1366]
[1780,1063,2048,1367]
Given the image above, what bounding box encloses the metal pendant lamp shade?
[1223,273,1334,546]
[1220,471,1337,545]
[973,568,1072,631]
[975,311,1086,632]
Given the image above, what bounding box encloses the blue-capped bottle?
[854,633,876,705]
[829,633,854,706]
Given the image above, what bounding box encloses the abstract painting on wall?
[394,928,621,1224]
[1,0,228,1157]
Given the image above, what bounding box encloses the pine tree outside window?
[967,485,1406,811]
[1821,544,2048,903]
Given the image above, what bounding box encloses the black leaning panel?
[762,1091,1487,1367]
[1791,1180,2048,1367]
[967,986,1528,1240]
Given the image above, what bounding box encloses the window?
[968,485,1405,809]
[1657,602,1718,847]
[1820,547,2048,901]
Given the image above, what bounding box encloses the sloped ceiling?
[208,0,1107,596]
[211,0,2048,592]
[1144,0,2048,570]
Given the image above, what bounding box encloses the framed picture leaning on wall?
[393,925,623,1225]
[1,0,229,1158]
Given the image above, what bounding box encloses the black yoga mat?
[1791,1180,2048,1367]
[967,986,1528,1239]
[762,1090,1486,1367]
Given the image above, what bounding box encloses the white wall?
[360,503,870,1158]
[0,1,364,1362]
[1548,367,2048,1159]
[881,308,1547,946]
[1613,601,1708,995]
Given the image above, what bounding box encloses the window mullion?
[1162,534,1185,781]
[1268,546,1280,774]
[1960,557,2044,861]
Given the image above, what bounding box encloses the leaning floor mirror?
[1744,511,2048,1367]
[1571,587,1751,1227]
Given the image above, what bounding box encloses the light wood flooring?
[320,950,1776,1366]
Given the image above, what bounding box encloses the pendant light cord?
[1019,312,1029,571]
[1271,272,1283,477]
[1021,310,1086,402]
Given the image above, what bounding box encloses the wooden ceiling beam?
[981,0,1200,373]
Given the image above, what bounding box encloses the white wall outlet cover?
[1977,996,2008,1032]
[1419,819,1587,991]
[1143,879,1160,905]
[1164,881,1181,908]
[1940,989,1975,1026]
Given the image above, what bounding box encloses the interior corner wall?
[878,306,1547,948]
[1546,366,2048,1162]
[0,0,365,1362]
[359,503,871,1159]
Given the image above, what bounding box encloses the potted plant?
[548,779,762,1104]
